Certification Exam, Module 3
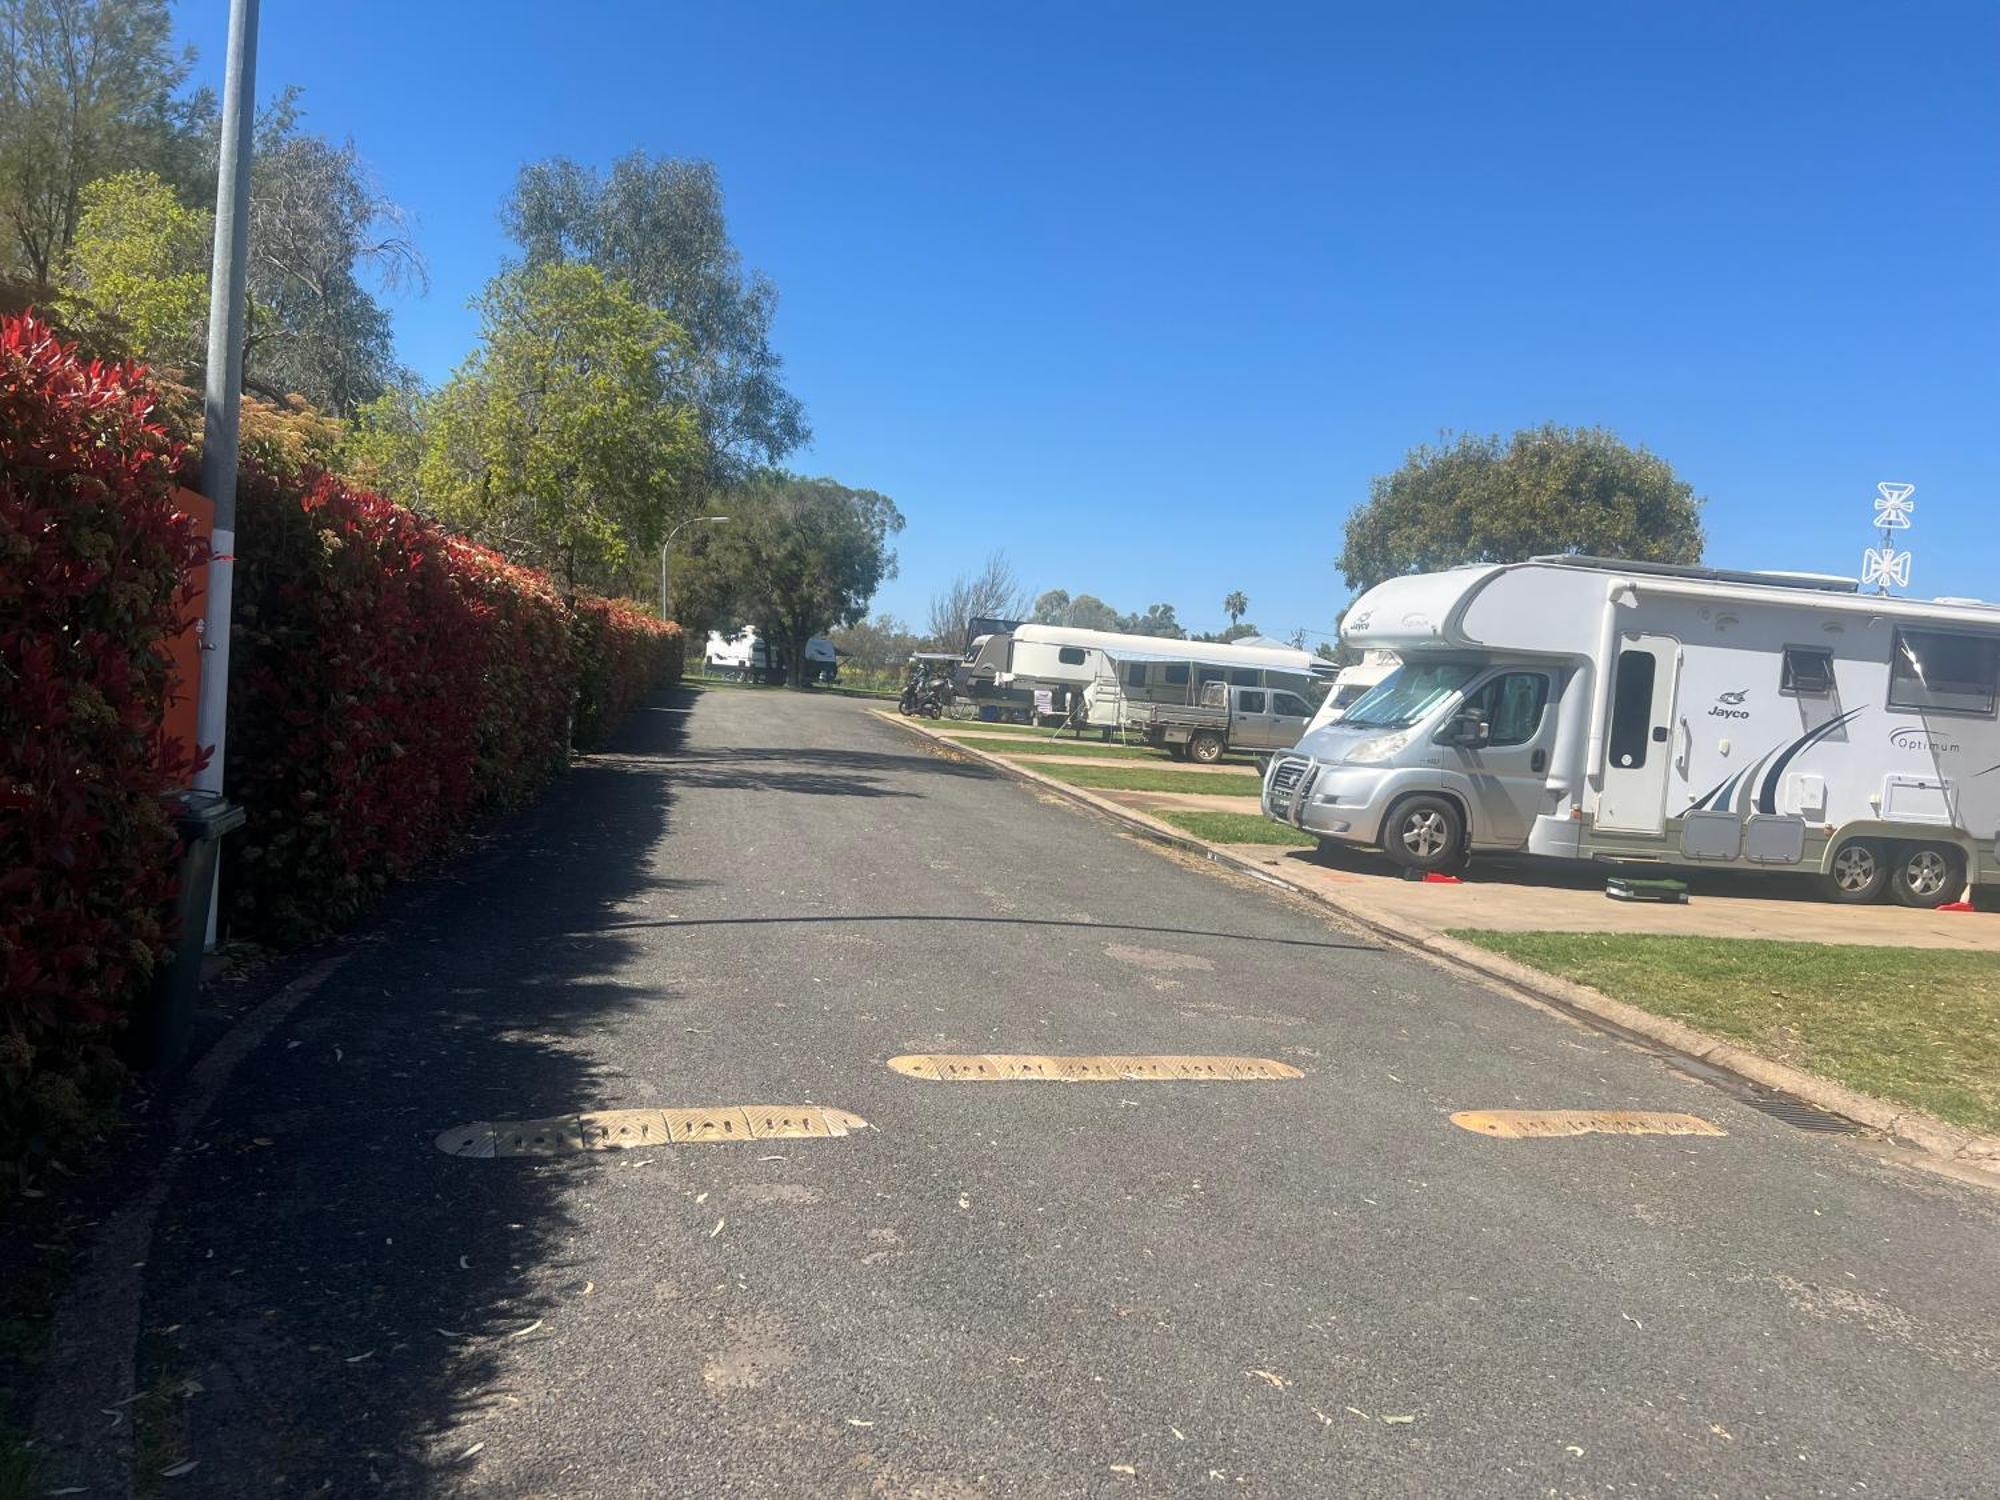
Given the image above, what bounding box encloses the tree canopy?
[419,262,706,595]
[58,168,208,366]
[504,152,807,472]
[697,475,903,685]
[1338,424,1704,592]
[927,553,1029,648]
[1029,589,1184,638]
[0,0,213,284]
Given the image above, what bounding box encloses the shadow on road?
[132,686,701,1495]
[591,912,1382,954]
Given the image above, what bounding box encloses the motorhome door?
[1595,634,1681,835]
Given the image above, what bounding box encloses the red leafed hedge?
[0,314,205,1174]
[1,312,683,1179]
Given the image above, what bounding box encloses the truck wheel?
[1188,731,1225,764]
[1823,839,1888,903]
[1889,844,1962,909]
[1382,795,1465,873]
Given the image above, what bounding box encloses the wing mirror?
[1443,710,1490,747]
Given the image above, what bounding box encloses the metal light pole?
[660,514,730,621]
[191,0,260,944]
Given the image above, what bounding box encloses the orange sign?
[163,486,214,785]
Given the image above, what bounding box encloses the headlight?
[1342,730,1412,765]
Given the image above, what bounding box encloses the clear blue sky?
[176,1,1998,641]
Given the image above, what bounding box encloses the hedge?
[0,313,684,1184]
[0,314,205,1177]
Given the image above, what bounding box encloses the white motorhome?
[704,629,839,684]
[1263,557,2000,906]
[963,624,1333,729]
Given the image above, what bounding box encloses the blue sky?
[175,1,1998,642]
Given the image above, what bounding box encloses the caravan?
[962,623,1333,729]
[1263,557,2000,906]
[704,629,840,684]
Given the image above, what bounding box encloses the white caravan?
[1263,556,2000,906]
[1308,648,1400,731]
[963,623,1333,728]
[704,629,839,683]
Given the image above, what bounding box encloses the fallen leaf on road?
[1622,1313,1643,1331]
[1344,1407,1368,1420]
[458,1256,470,1270]
[436,1328,467,1339]
[695,1192,708,1205]
[1171,1427,1186,1441]
[1710,1423,1732,1441]
[710,1217,725,1238]
[1110,1464,1136,1475]
[1309,1407,1333,1427]
[958,1194,970,1209]
[508,1319,543,1339]
[1382,1414,1414,1425]
[1565,1445,1585,1457]
[847,1419,874,1428]
[581,1281,595,1296]
[1246,1369,1289,1389]
[345,1350,375,1363]
[251,1137,273,1147]
[459,1441,485,1461]
[759,1155,786,1162]
[158,1459,199,1477]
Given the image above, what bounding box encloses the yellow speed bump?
[887,1054,1303,1082]
[1450,1109,1726,1140]
[436,1105,870,1158]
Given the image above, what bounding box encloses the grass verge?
[1028,762,1264,797]
[1159,810,1316,847]
[942,733,1252,765]
[1450,932,2000,1136]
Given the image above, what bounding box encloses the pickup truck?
[1124,682,1317,763]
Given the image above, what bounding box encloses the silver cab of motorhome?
[1263,557,2000,906]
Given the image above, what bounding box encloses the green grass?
[1029,762,1264,797]
[1450,932,2000,1135]
[1160,810,1316,847]
[943,734,1179,762]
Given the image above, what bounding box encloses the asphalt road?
[132,684,1999,1497]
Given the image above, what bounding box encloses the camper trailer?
[1263,557,2000,906]
[962,624,1332,729]
[704,629,839,684]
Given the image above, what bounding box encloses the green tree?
[504,152,807,471]
[1338,424,1704,592]
[1031,589,1122,631]
[1223,590,1248,626]
[340,380,431,505]
[245,92,425,415]
[829,613,925,683]
[0,0,213,284]
[58,168,208,366]
[419,262,705,596]
[1118,602,1185,638]
[704,474,903,687]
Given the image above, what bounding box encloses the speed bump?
[436,1105,870,1158]
[1450,1109,1725,1140]
[887,1054,1303,1082]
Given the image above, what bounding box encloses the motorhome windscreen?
[1339,662,1479,729]
[1889,630,2000,715]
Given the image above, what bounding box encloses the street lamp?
[660,515,730,621]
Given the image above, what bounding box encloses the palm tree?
[1223,590,1249,627]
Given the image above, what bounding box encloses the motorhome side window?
[1057,646,1086,665]
[1608,651,1656,768]
[1887,629,2000,716]
[1125,662,1146,687]
[1229,668,1260,687]
[1196,666,1226,686]
[1163,664,1189,687]
[1780,646,1834,696]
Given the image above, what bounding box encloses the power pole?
[192,0,260,940]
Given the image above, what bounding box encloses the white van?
[1264,557,2000,907]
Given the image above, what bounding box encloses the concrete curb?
[877,710,2000,1174]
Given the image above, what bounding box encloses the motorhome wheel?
[1188,730,1225,764]
[1823,840,1888,904]
[1383,795,1465,873]
[1889,844,1962,909]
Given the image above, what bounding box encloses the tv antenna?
[1861,482,1914,594]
